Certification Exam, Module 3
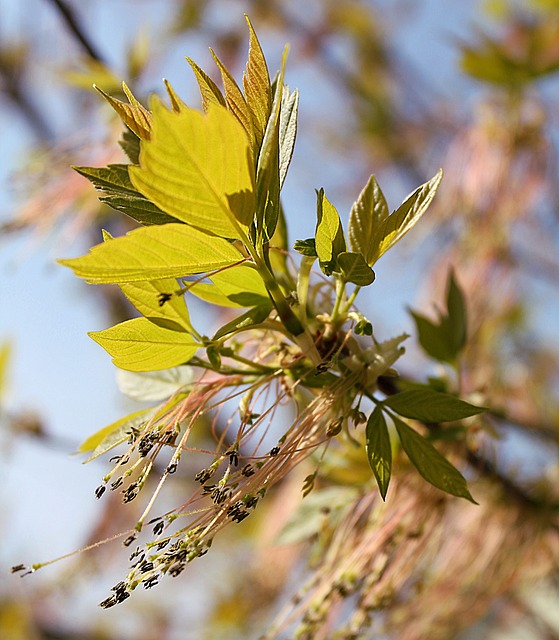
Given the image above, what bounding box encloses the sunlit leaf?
[279,86,298,189]
[129,100,255,238]
[190,264,269,308]
[392,415,477,503]
[348,174,389,265]
[210,49,254,145]
[213,303,273,340]
[315,189,346,275]
[59,223,242,284]
[89,318,200,371]
[96,82,152,140]
[365,406,392,500]
[370,170,442,265]
[163,79,186,112]
[384,388,486,423]
[243,15,272,146]
[186,57,227,111]
[119,277,193,331]
[337,251,375,286]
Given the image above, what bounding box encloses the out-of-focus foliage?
[2,1,559,639]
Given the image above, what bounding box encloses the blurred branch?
[45,0,105,63]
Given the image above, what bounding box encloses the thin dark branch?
[46,0,105,63]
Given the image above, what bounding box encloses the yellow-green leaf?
[190,263,269,308]
[186,57,227,111]
[163,79,186,113]
[119,277,193,331]
[210,49,254,146]
[370,169,443,265]
[243,15,272,146]
[59,223,242,284]
[348,174,389,266]
[89,317,200,372]
[129,100,255,238]
[96,82,152,140]
[365,406,392,500]
[315,189,346,275]
[79,408,149,454]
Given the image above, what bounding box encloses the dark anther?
[194,468,214,483]
[270,446,280,456]
[123,534,137,547]
[143,576,159,589]
[95,485,106,499]
[241,464,255,477]
[11,564,26,573]
[166,462,178,475]
[110,477,123,490]
[153,521,165,536]
[139,561,154,573]
[225,449,239,466]
[168,562,186,577]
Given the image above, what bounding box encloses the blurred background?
[1,0,559,638]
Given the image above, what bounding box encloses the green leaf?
[278,86,298,189]
[74,165,177,226]
[213,303,273,340]
[383,388,486,423]
[89,317,200,372]
[190,263,269,308]
[129,100,256,239]
[243,15,272,146]
[0,341,11,401]
[119,277,193,331]
[365,406,392,500]
[186,57,227,111]
[348,174,389,266]
[293,238,317,257]
[163,79,186,113]
[119,128,140,164]
[337,251,375,286]
[210,49,254,146]
[116,366,194,402]
[59,223,242,284]
[96,82,152,140]
[315,189,346,275]
[370,170,443,266]
[409,269,468,364]
[445,269,467,354]
[392,415,477,503]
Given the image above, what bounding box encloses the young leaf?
[243,15,272,146]
[129,100,255,239]
[190,264,269,308]
[392,415,476,503]
[365,406,392,500]
[119,277,193,331]
[119,128,140,164]
[445,269,467,354]
[213,303,273,340]
[59,223,242,284]
[409,269,468,364]
[369,169,443,266]
[383,388,486,423]
[163,79,186,112]
[96,82,152,140]
[279,86,298,189]
[348,174,389,266]
[89,318,200,372]
[186,57,227,111]
[315,189,346,275]
[210,49,254,146]
[74,165,177,226]
[293,238,317,257]
[337,251,376,286]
